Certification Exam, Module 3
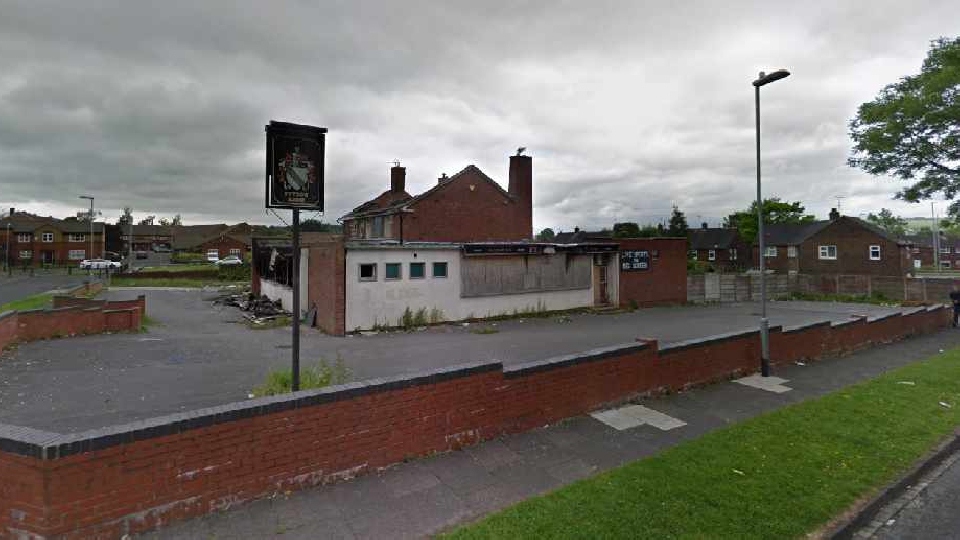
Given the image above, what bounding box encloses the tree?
[612,222,641,238]
[865,208,908,237]
[171,214,182,226]
[536,228,556,241]
[849,37,960,216]
[299,219,341,233]
[638,224,661,237]
[138,216,155,226]
[667,206,688,237]
[117,207,133,227]
[158,217,171,227]
[725,198,816,242]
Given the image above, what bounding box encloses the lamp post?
[5,222,10,276]
[79,196,94,272]
[753,68,790,378]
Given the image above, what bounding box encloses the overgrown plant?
[251,357,350,396]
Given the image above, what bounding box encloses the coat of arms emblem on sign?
[278,146,315,195]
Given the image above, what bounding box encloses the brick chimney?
[508,154,533,239]
[8,208,13,218]
[829,208,840,220]
[390,165,406,193]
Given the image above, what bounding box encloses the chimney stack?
[390,164,406,193]
[829,208,840,220]
[508,153,533,239]
[8,208,14,218]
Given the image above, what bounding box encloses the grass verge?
[785,290,898,306]
[137,264,215,273]
[110,277,245,288]
[446,348,960,539]
[0,292,54,312]
[250,358,350,396]
[247,315,291,330]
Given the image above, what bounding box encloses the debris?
[732,469,745,476]
[896,381,916,386]
[885,519,896,527]
[794,361,806,366]
[461,322,470,327]
[940,401,952,409]
[247,393,255,399]
[940,349,945,353]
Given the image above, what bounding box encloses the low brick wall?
[0,295,144,351]
[0,305,950,538]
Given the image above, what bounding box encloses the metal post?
[755,82,770,377]
[291,208,301,392]
[88,198,94,261]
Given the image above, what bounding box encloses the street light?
[79,196,94,270]
[753,68,790,378]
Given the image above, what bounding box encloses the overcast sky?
[1,1,958,230]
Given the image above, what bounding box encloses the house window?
[372,216,385,238]
[41,232,53,243]
[940,246,950,254]
[914,259,922,269]
[818,245,838,260]
[385,262,401,280]
[229,248,241,256]
[911,247,920,254]
[955,260,960,268]
[955,247,960,254]
[19,250,31,259]
[707,250,716,261]
[942,260,952,269]
[69,233,85,242]
[729,248,737,261]
[358,263,377,282]
[432,262,448,278]
[787,246,797,258]
[17,233,30,243]
[688,250,697,261]
[68,250,85,260]
[869,245,881,261]
[764,246,777,257]
[409,262,425,279]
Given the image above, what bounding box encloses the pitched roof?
[761,217,907,246]
[688,228,740,250]
[0,213,104,234]
[341,165,514,221]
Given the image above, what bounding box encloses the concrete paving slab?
[590,408,645,430]
[735,374,793,393]
[619,404,687,431]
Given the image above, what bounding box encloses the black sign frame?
[265,121,327,210]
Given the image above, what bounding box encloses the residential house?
[172,223,253,260]
[902,233,960,270]
[0,209,105,266]
[687,226,746,271]
[340,154,533,243]
[120,224,173,253]
[753,209,912,276]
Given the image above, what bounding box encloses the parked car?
[152,245,172,253]
[80,259,121,270]
[135,251,148,260]
[214,254,244,266]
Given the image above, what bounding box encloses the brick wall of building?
[2,305,947,538]
[402,167,531,242]
[305,236,346,335]
[618,238,687,307]
[199,236,249,260]
[801,218,908,276]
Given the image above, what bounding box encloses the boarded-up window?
[460,254,591,297]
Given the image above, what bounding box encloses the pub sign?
[265,121,327,209]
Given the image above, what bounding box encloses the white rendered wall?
[345,248,597,331]
[259,278,293,311]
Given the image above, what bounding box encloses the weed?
[247,316,292,330]
[251,357,351,396]
[471,327,499,335]
[428,307,445,324]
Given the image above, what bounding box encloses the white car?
[80,259,121,270]
[214,254,244,266]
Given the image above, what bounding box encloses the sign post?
[265,121,327,391]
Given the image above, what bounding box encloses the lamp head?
[753,69,790,87]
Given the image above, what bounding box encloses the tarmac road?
[0,288,914,433]
[0,272,87,307]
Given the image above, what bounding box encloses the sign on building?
[621,249,650,271]
[265,121,327,210]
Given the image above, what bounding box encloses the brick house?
[901,233,960,270]
[0,209,105,266]
[340,153,533,242]
[687,226,746,272]
[172,223,252,259]
[120,224,173,252]
[753,211,911,276]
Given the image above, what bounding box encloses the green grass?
[110,277,244,288]
[137,264,215,273]
[446,348,960,539]
[250,358,350,396]
[471,326,500,335]
[0,292,54,312]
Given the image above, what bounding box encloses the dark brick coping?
[0,310,14,321]
[781,320,832,334]
[504,341,652,378]
[658,327,773,355]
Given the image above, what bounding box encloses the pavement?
[0,288,908,432]
[0,271,86,307]
[133,325,960,539]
